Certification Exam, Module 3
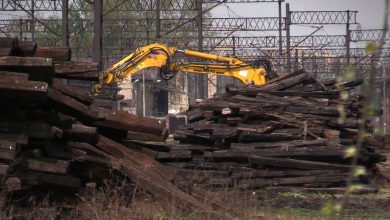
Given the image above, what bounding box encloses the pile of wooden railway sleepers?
[155,69,386,192]
[0,38,212,212]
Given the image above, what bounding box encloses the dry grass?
[2,178,390,220]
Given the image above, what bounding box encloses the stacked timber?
[0,70,169,199]
[0,41,212,212]
[0,37,117,110]
[0,37,98,81]
[158,70,386,192]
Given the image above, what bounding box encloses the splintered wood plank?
[93,135,216,212]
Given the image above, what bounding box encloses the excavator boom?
[92,43,270,94]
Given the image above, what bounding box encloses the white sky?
[211,0,387,36]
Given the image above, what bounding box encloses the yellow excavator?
[92,43,276,94]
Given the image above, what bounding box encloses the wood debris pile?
[158,70,387,192]
[0,37,210,212]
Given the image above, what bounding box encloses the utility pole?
[286,3,291,73]
[31,0,35,41]
[278,0,283,64]
[346,10,351,66]
[19,19,23,39]
[93,0,103,70]
[62,0,69,47]
[232,36,236,57]
[383,64,387,134]
[156,0,161,39]
[142,18,152,117]
[196,0,204,99]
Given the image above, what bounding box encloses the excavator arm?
[92,43,269,94]
[169,62,266,85]
[92,43,176,93]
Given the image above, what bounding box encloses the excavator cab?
[250,59,278,80]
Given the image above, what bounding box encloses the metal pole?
[383,64,387,134]
[93,0,103,70]
[294,49,298,71]
[142,71,146,116]
[278,0,283,62]
[286,3,291,73]
[143,19,151,117]
[156,0,161,39]
[62,0,69,47]
[346,10,351,66]
[196,0,204,99]
[232,36,236,57]
[19,19,23,39]
[31,0,35,41]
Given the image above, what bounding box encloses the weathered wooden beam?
[238,174,349,189]
[52,80,93,105]
[0,77,48,101]
[64,124,99,144]
[231,169,340,179]
[156,150,192,162]
[174,131,214,145]
[40,173,81,189]
[94,108,168,141]
[261,90,340,99]
[54,61,98,80]
[0,56,54,83]
[23,157,70,174]
[126,130,167,142]
[265,186,378,194]
[249,155,352,171]
[0,133,28,145]
[47,88,104,121]
[54,61,98,74]
[239,132,301,142]
[94,135,220,213]
[34,47,71,61]
[0,121,51,138]
[45,142,73,160]
[0,140,19,160]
